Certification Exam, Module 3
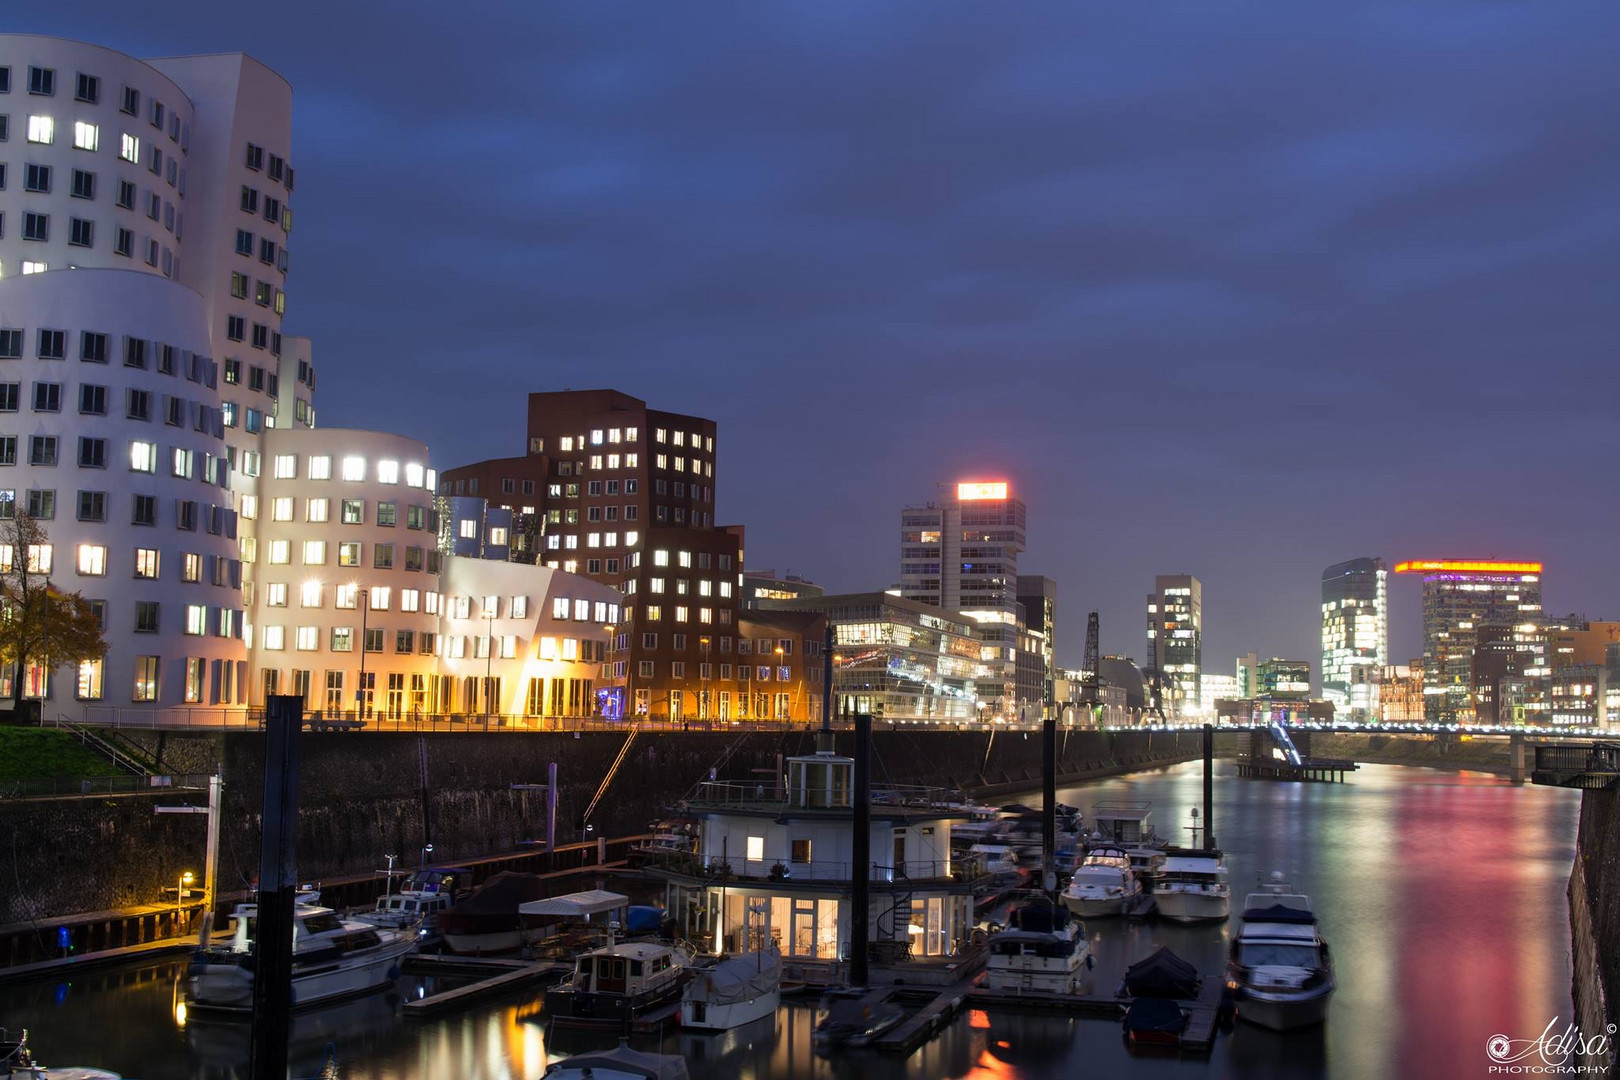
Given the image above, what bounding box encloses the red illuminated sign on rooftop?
[1392,560,1542,575]
[957,482,1009,501]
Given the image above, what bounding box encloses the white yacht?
[352,866,465,944]
[1060,847,1141,918]
[968,843,1024,888]
[984,897,1092,994]
[188,898,416,1012]
[681,947,781,1031]
[545,940,694,1026]
[1229,874,1335,1030]
[1152,853,1230,923]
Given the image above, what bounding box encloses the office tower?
[1145,575,1201,718]
[443,390,742,721]
[1321,557,1388,721]
[1235,652,1259,698]
[1393,560,1544,723]
[899,481,1025,714]
[1015,575,1057,719]
[1256,658,1311,701]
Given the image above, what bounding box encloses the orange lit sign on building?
[957,481,1009,501]
[1393,560,1542,575]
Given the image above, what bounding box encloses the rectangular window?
[70,169,94,199]
[132,656,159,702]
[76,437,105,468]
[72,120,97,151]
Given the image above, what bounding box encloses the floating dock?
[401,955,567,1018]
[874,983,972,1053]
[965,976,1226,1055]
[1235,758,1357,783]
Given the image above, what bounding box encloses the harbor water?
[0,760,1580,1079]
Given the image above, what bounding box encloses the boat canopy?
[690,949,781,1005]
[1123,996,1187,1036]
[1240,902,1316,924]
[1159,857,1224,876]
[544,1045,691,1080]
[1121,946,1201,999]
[520,889,629,918]
[1008,899,1072,934]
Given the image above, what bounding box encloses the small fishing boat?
[188,897,415,1012]
[546,940,694,1026]
[682,947,781,1031]
[1229,873,1335,1030]
[813,989,904,1050]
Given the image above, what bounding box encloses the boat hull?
[1234,980,1333,1031]
[681,988,780,1030]
[441,927,544,955]
[1154,891,1230,923]
[188,935,414,1012]
[985,963,1086,995]
[546,977,687,1026]
[1062,893,1128,918]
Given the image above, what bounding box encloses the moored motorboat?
[1228,874,1334,1030]
[188,898,415,1012]
[1088,803,1168,883]
[0,1027,122,1079]
[681,947,781,1031]
[1061,847,1141,918]
[984,897,1092,994]
[1152,852,1230,923]
[436,871,550,954]
[352,865,467,945]
[813,989,904,1050]
[545,940,694,1026]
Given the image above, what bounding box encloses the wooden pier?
[1235,758,1356,783]
[965,977,1227,1055]
[874,983,973,1053]
[401,955,567,1018]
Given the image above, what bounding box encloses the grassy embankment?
[0,728,121,779]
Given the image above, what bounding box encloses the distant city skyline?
[20,4,1614,673]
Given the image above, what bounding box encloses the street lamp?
[177,870,194,922]
[700,636,712,721]
[774,646,785,722]
[485,605,497,721]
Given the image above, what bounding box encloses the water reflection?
[0,762,1580,1080]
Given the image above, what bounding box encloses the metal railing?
[0,773,213,799]
[640,848,987,886]
[688,779,968,810]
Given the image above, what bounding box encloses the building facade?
[765,592,984,722]
[1146,574,1202,719]
[1394,560,1544,723]
[1016,574,1057,720]
[1320,557,1387,722]
[1256,658,1311,701]
[741,569,823,609]
[441,390,744,722]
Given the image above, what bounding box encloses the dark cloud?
[26,1,1620,673]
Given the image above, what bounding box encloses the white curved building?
[0,268,245,707]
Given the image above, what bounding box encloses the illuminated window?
[263,625,285,650]
[307,498,329,523]
[72,120,97,151]
[404,463,424,488]
[459,519,477,539]
[120,132,139,162]
[27,115,54,144]
[271,497,294,522]
[341,456,365,482]
[302,540,326,565]
[76,544,105,576]
[378,460,399,484]
[300,582,323,608]
[308,455,332,480]
[267,540,290,564]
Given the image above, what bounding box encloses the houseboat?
[1088,803,1168,881]
[188,897,415,1011]
[643,749,987,980]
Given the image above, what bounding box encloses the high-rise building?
[442,390,742,721]
[1256,658,1311,701]
[1235,652,1259,698]
[1393,560,1544,723]
[1016,574,1057,720]
[1146,575,1201,718]
[899,481,1026,714]
[1199,672,1239,716]
[1321,557,1388,721]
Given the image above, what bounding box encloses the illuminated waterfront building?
[1376,662,1425,722]
[1393,560,1544,723]
[899,481,1026,714]
[1235,652,1259,698]
[1146,575,1202,719]
[741,569,824,609]
[1200,672,1239,716]
[1321,558,1387,721]
[1015,574,1057,720]
[765,591,983,721]
[1257,658,1311,701]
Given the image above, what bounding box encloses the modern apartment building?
[441,390,744,721]
[1394,560,1544,723]
[1146,574,1202,719]
[899,481,1026,714]
[1321,557,1387,721]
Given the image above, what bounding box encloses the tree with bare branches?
[0,510,108,719]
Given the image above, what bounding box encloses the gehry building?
[0,36,615,718]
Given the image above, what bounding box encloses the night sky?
[26,3,1620,678]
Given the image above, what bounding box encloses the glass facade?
[1321,557,1387,721]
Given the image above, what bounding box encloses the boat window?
[302,913,344,934]
[577,957,594,977]
[1239,942,1319,968]
[630,959,644,977]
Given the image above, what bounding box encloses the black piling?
[1042,716,1057,896]
[851,713,872,988]
[1202,723,1215,850]
[249,695,303,1080]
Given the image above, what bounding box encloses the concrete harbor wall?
[0,726,1200,926]
[1571,788,1618,1068]
[1306,732,1513,774]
